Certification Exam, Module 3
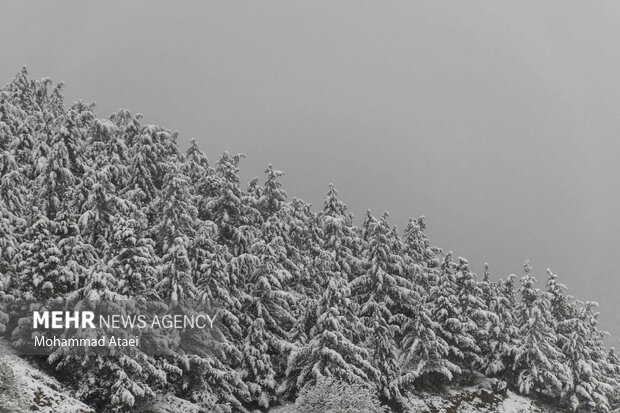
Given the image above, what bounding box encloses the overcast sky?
[2,1,619,343]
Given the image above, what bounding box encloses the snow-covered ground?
[410,379,559,413]
[0,337,560,413]
[0,338,209,413]
[0,339,94,413]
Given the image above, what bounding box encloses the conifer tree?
[152,163,198,303]
[259,165,287,218]
[398,288,460,387]
[0,201,17,334]
[514,261,570,397]
[191,220,244,362]
[453,257,487,371]
[401,216,440,290]
[320,185,362,283]
[33,130,75,220]
[546,269,576,354]
[352,211,413,406]
[16,207,71,299]
[285,274,376,393]
[236,233,296,409]
[126,125,171,209]
[76,165,134,252]
[184,138,210,189]
[107,214,159,298]
[430,253,468,371]
[559,301,612,412]
[0,150,29,217]
[483,271,520,377]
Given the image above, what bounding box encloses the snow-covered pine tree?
[398,218,460,388]
[546,269,576,353]
[0,200,17,334]
[0,150,29,217]
[398,285,460,388]
[15,207,70,299]
[352,211,413,407]
[604,348,620,408]
[203,152,262,254]
[514,261,571,398]
[559,301,614,412]
[235,223,296,410]
[482,270,520,378]
[285,198,330,357]
[286,197,326,298]
[125,124,172,210]
[401,216,440,289]
[258,164,287,219]
[320,185,362,284]
[152,163,198,304]
[32,125,75,220]
[86,117,131,190]
[429,252,470,374]
[284,274,376,393]
[0,200,18,289]
[453,257,487,372]
[169,222,251,413]
[184,138,211,190]
[75,163,134,253]
[107,213,159,298]
[191,220,245,364]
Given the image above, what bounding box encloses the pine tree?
[453,257,487,371]
[0,150,29,217]
[429,253,469,372]
[87,117,131,190]
[0,200,17,334]
[401,216,440,275]
[320,185,362,284]
[152,163,198,303]
[191,220,244,362]
[0,201,18,288]
[352,211,413,407]
[398,289,460,388]
[203,152,262,253]
[16,207,71,299]
[546,269,576,354]
[236,233,296,409]
[559,301,613,412]
[604,349,620,408]
[258,165,287,218]
[184,138,210,190]
[285,274,376,393]
[514,261,570,397]
[32,129,75,220]
[107,214,159,298]
[482,270,520,378]
[76,164,134,252]
[126,124,172,209]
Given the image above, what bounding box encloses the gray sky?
[2,1,619,343]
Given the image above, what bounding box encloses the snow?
[405,380,560,413]
[0,339,94,413]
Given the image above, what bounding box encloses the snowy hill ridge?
[0,69,619,412]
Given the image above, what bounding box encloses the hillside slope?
[1,71,618,412]
[1,337,560,413]
[0,339,94,413]
[0,338,204,413]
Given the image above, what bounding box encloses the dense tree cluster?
[0,70,618,412]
